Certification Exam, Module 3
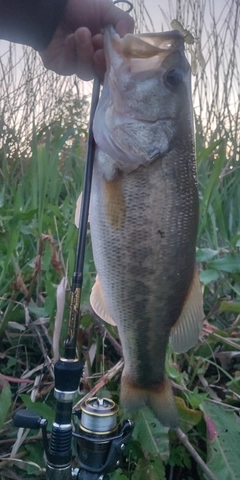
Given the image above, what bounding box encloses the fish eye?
[165,69,184,88]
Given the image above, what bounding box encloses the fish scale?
[87,26,204,428]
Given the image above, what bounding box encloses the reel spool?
[75,398,118,470]
[74,398,134,478]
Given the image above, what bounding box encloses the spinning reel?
[14,360,134,480]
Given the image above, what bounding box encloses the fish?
[85,26,204,429]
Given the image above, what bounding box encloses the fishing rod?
[14,2,134,479]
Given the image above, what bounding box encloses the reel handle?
[14,409,44,430]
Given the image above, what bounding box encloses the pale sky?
[140,0,237,33]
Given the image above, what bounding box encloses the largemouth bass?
[87,27,204,428]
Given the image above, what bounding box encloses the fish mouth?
[104,26,187,80]
[105,27,185,64]
[119,30,184,58]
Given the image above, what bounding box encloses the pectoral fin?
[170,268,204,353]
[75,192,82,228]
[104,175,126,229]
[90,275,116,326]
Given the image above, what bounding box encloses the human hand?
[39,0,134,80]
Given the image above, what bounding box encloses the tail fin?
[121,374,178,429]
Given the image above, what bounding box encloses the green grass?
[0,121,87,338]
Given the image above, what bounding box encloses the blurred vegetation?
[0,1,240,479]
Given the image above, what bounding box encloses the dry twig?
[73,359,124,411]
[176,428,218,480]
[85,306,123,357]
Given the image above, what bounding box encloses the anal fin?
[170,267,204,353]
[90,275,116,326]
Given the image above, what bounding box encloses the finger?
[115,15,135,37]
[92,33,103,51]
[40,33,77,76]
[92,34,105,79]
[93,49,106,80]
[61,33,78,74]
[92,35,105,80]
[99,0,134,37]
[74,27,95,80]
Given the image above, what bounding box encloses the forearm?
[0,0,67,50]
